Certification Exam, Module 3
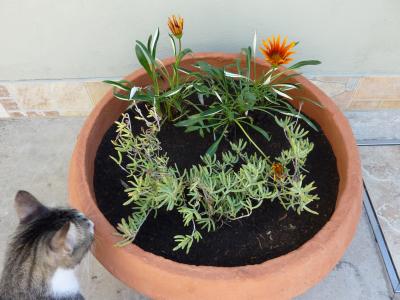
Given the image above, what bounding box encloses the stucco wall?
[1,0,399,80]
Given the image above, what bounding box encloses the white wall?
[1,0,400,80]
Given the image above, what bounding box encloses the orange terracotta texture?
[68,53,362,300]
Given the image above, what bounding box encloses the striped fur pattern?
[0,191,94,300]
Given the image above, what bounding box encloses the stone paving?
[346,110,400,141]
[0,113,398,299]
[361,146,400,276]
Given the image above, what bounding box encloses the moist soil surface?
[94,106,339,267]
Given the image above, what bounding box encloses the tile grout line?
[359,142,400,296]
[83,83,96,108]
[347,77,361,109]
[357,140,400,146]
[363,183,400,296]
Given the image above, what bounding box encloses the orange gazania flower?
[259,35,296,66]
[271,162,285,181]
[168,15,184,38]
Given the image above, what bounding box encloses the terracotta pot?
[68,53,362,299]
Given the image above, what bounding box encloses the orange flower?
[168,15,184,38]
[271,162,285,181]
[259,35,296,66]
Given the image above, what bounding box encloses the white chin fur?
[88,219,94,235]
[50,268,79,296]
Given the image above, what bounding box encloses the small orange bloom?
[168,15,184,38]
[259,35,296,66]
[271,162,285,181]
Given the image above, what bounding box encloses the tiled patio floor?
[0,110,398,299]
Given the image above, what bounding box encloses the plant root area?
[94,108,339,267]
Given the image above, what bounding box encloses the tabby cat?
[0,191,94,300]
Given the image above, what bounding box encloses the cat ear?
[14,190,48,223]
[51,222,78,254]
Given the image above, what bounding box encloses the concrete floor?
[0,117,394,299]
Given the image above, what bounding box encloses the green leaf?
[177,48,192,63]
[206,126,227,156]
[242,90,257,103]
[178,67,202,79]
[206,135,223,156]
[269,107,318,132]
[151,28,160,58]
[169,34,177,56]
[135,44,152,76]
[113,92,130,101]
[177,66,191,74]
[235,58,243,75]
[268,107,301,117]
[223,71,248,79]
[184,125,202,133]
[288,60,321,70]
[175,115,204,127]
[241,47,251,78]
[193,84,209,94]
[184,122,223,132]
[303,206,318,215]
[162,86,183,98]
[199,107,222,117]
[272,88,293,100]
[297,96,324,108]
[242,122,271,141]
[136,40,153,60]
[147,34,152,52]
[195,61,223,79]
[252,31,257,59]
[298,112,318,131]
[214,91,223,102]
[103,80,130,91]
[263,73,273,85]
[176,108,222,128]
[155,58,172,85]
[273,83,298,91]
[131,94,154,102]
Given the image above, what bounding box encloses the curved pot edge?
[68,52,362,299]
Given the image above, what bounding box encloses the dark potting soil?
[94,105,339,267]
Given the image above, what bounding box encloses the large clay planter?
[69,53,362,299]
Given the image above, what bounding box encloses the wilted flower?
[168,15,184,38]
[271,162,285,181]
[259,35,296,66]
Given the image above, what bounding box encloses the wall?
[1,0,399,80]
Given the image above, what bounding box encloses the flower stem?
[234,120,270,162]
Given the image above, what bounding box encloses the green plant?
[104,26,193,120]
[175,45,320,156]
[104,19,321,131]
[112,112,318,253]
[103,17,324,254]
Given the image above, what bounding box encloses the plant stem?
[253,48,256,81]
[234,120,270,162]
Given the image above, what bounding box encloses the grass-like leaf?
[289,60,321,70]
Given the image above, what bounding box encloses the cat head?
[13,191,94,269]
